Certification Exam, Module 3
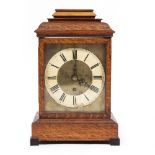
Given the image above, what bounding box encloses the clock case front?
[31,9,119,145]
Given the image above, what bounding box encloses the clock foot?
[109,138,120,146]
[30,137,39,146]
[30,140,120,145]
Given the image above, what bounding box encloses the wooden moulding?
[31,112,119,145]
[55,9,94,12]
[53,12,96,18]
[35,22,114,37]
[52,9,96,18]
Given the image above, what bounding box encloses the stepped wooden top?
[35,9,114,37]
[52,9,96,18]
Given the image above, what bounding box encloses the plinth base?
[31,113,119,146]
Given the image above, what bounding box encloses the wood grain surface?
[31,9,119,143]
[35,21,114,37]
[32,113,118,141]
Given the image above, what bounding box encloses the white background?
[0,0,155,154]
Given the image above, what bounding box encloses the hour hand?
[71,61,78,81]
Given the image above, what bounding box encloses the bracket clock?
[30,9,120,145]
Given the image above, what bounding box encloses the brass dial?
[45,48,105,108]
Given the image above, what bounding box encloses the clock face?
[45,48,105,108]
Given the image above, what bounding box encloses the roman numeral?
[84,94,89,101]
[51,64,59,69]
[90,63,99,70]
[60,53,67,62]
[50,84,59,93]
[73,96,77,105]
[84,53,89,62]
[93,76,102,80]
[72,49,77,60]
[89,85,99,93]
[48,76,57,80]
[59,93,66,102]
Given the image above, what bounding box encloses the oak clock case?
[31,9,119,146]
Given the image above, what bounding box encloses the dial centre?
[57,60,92,95]
[72,75,78,81]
